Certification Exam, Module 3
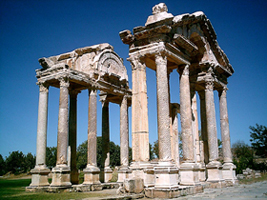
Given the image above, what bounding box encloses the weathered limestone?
[51,78,71,188]
[204,79,223,184]
[179,65,199,186]
[101,100,113,183]
[29,83,50,187]
[118,96,131,182]
[129,57,150,163]
[69,90,79,184]
[170,104,180,167]
[219,88,237,184]
[83,89,101,185]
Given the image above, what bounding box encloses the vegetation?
[249,124,267,157]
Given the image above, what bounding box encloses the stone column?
[51,77,71,187]
[154,53,178,189]
[191,88,200,163]
[129,57,149,162]
[171,104,180,167]
[118,95,131,182]
[101,99,112,183]
[69,90,79,184]
[219,87,237,183]
[83,89,100,185]
[205,80,223,183]
[178,65,199,186]
[29,82,50,187]
[199,91,209,164]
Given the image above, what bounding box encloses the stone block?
[123,177,144,194]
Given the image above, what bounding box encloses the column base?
[50,164,72,188]
[83,165,101,185]
[117,166,132,183]
[180,162,201,186]
[154,161,179,189]
[222,162,238,185]
[198,163,206,182]
[206,161,224,185]
[29,165,50,187]
[100,166,113,183]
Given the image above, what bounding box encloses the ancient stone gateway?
[28,43,131,188]
[119,3,237,198]
[28,3,237,198]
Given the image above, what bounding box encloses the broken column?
[51,77,71,187]
[29,82,50,187]
[83,89,100,185]
[219,87,237,184]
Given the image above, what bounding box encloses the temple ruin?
[28,3,237,198]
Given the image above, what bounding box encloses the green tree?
[76,140,87,170]
[109,141,120,167]
[0,154,6,176]
[5,151,25,174]
[149,143,155,160]
[152,140,159,158]
[232,140,254,174]
[46,147,57,169]
[24,153,35,172]
[249,124,267,157]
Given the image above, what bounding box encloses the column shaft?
[179,65,194,162]
[156,54,171,161]
[171,105,179,167]
[69,91,78,184]
[205,81,219,162]
[219,88,233,163]
[102,101,110,168]
[130,58,149,162]
[57,78,69,165]
[120,96,129,166]
[199,91,209,164]
[36,83,49,167]
[87,89,97,166]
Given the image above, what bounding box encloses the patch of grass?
[239,172,267,184]
[0,178,110,200]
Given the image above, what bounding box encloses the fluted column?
[83,89,100,185]
[155,54,171,161]
[69,90,79,184]
[218,87,232,163]
[29,82,50,187]
[51,77,71,187]
[120,95,129,167]
[179,65,194,162]
[205,80,219,162]
[129,57,149,162]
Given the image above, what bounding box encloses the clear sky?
[0,0,266,159]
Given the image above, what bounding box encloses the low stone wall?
[236,168,261,180]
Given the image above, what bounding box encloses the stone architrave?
[51,77,71,187]
[83,89,100,185]
[101,99,113,183]
[153,53,178,189]
[178,65,199,186]
[69,90,79,184]
[29,82,50,187]
[118,95,131,182]
[128,57,149,163]
[205,80,223,183]
[219,87,237,184]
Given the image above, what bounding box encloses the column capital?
[59,77,70,88]
[218,86,228,96]
[38,82,49,93]
[177,64,189,76]
[69,90,80,97]
[127,55,146,71]
[205,80,214,91]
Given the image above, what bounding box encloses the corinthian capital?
[38,82,49,93]
[59,77,70,88]
[205,80,214,91]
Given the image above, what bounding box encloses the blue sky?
[0,0,266,159]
